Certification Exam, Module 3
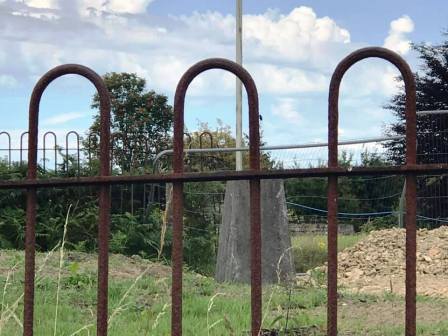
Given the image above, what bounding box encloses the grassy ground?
[291,234,366,273]
[0,250,326,335]
[0,234,447,335]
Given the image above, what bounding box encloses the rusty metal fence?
[0,47,445,336]
[0,130,217,174]
[0,129,222,217]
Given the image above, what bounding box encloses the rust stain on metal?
[24,64,110,336]
[328,47,417,336]
[172,58,260,335]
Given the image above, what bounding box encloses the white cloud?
[11,10,59,20]
[0,75,18,88]
[0,4,354,96]
[244,7,350,63]
[21,0,59,9]
[178,7,350,65]
[0,3,415,143]
[78,0,154,16]
[105,0,153,13]
[383,15,415,55]
[271,98,303,125]
[250,63,327,94]
[340,61,402,98]
[43,112,84,125]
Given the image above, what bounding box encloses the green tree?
[86,72,173,173]
[385,33,448,224]
[385,35,448,164]
[184,120,275,172]
[285,151,401,231]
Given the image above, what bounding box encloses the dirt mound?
[0,250,173,280]
[322,227,448,297]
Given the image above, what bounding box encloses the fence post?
[328,46,416,336]
[172,58,260,335]
[24,64,111,336]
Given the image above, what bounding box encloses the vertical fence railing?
[199,131,214,171]
[327,47,417,336]
[24,64,111,336]
[42,131,57,173]
[0,132,11,167]
[65,130,80,175]
[172,58,260,335]
[20,131,28,166]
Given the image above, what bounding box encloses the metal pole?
[235,0,243,171]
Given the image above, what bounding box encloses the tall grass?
[291,234,366,273]
[53,204,72,336]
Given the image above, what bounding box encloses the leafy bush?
[110,208,165,258]
[0,158,225,274]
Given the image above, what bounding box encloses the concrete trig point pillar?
[215,179,294,283]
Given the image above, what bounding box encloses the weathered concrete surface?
[215,179,294,283]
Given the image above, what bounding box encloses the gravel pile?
[339,227,448,279]
[317,227,448,297]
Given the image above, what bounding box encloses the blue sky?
[0,0,447,155]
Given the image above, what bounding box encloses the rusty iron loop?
[199,131,214,171]
[20,131,29,166]
[183,132,192,149]
[0,131,11,167]
[328,46,416,166]
[24,64,111,336]
[172,58,260,336]
[199,131,214,149]
[327,46,417,336]
[65,130,80,175]
[42,131,57,172]
[87,131,100,169]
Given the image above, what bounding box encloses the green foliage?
[0,159,171,261]
[285,151,402,232]
[0,207,25,249]
[65,262,95,289]
[183,181,224,274]
[385,35,448,165]
[165,120,276,173]
[109,208,165,258]
[385,33,448,227]
[87,72,173,173]
[0,155,222,273]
